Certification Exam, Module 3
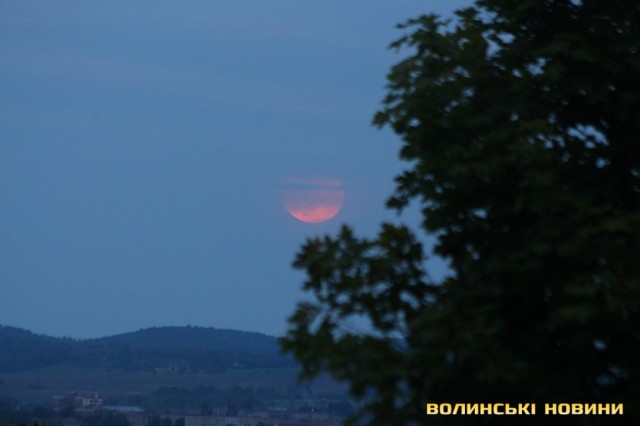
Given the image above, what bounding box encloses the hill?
[91,326,279,352]
[0,325,293,373]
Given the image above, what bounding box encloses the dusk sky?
[1,1,468,339]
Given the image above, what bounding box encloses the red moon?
[284,178,344,224]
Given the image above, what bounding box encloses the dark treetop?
[281,1,640,425]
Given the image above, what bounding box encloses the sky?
[1,1,469,339]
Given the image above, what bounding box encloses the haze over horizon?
[1,1,467,339]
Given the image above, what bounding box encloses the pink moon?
[284,178,344,224]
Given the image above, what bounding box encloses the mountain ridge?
[89,325,280,352]
[0,324,292,373]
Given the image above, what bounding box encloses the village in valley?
[43,390,347,426]
[0,326,353,426]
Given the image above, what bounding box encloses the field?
[0,365,346,406]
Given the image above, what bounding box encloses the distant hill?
[0,326,79,371]
[91,326,279,352]
[0,325,293,373]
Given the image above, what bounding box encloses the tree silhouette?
[281,1,640,425]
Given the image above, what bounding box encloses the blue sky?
[1,1,469,338]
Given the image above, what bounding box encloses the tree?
[147,415,161,426]
[82,412,131,426]
[199,403,213,416]
[280,0,640,424]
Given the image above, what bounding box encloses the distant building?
[74,392,104,412]
[103,405,144,414]
[183,414,340,426]
[51,391,103,413]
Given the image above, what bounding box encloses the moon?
[284,178,344,224]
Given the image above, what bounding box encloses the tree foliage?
[81,412,131,426]
[281,1,640,424]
